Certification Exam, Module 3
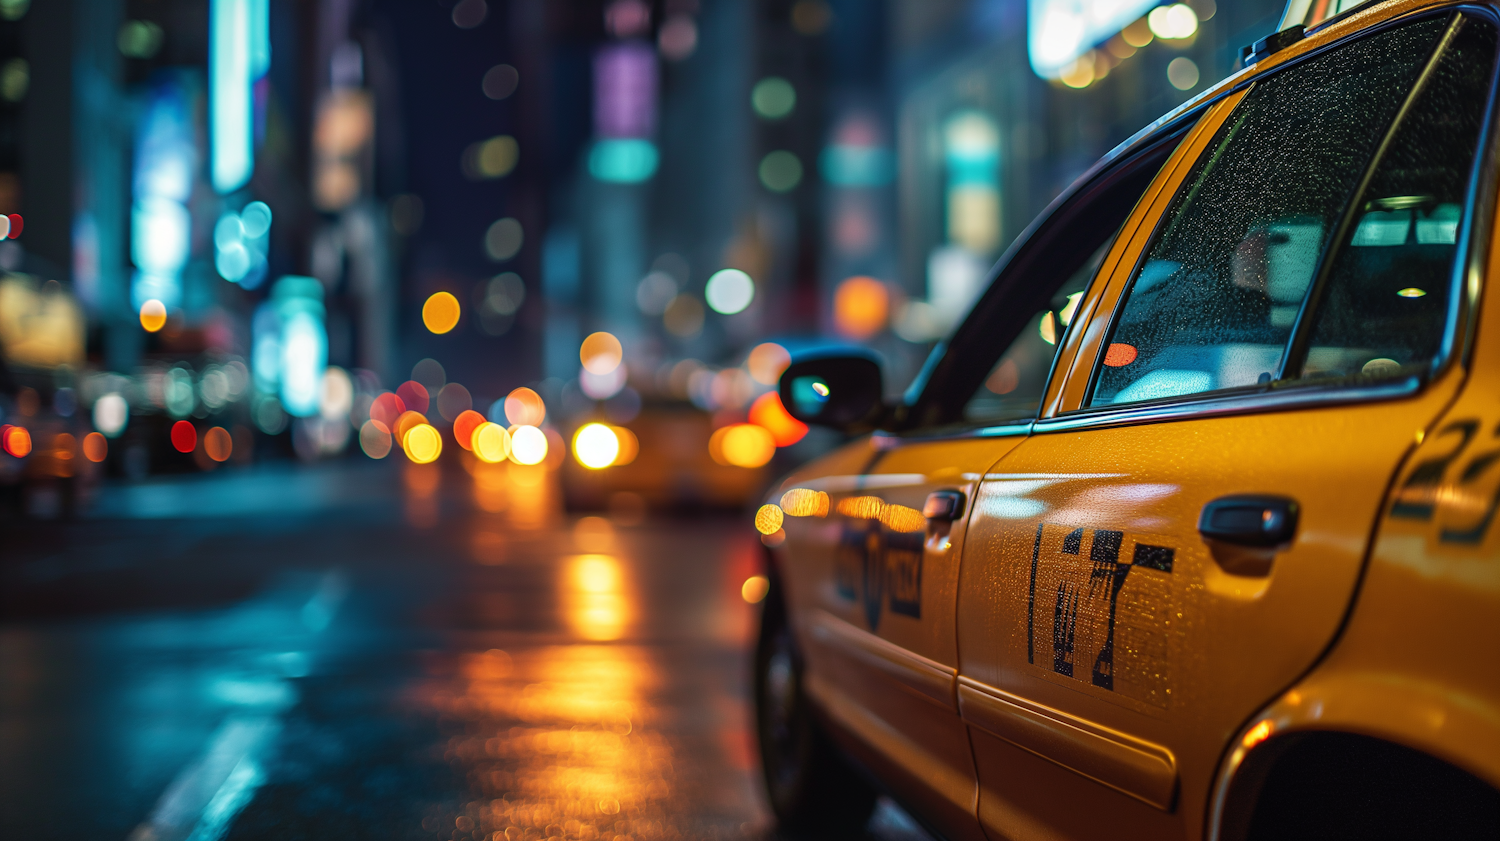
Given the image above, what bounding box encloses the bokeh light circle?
[503,387,546,426]
[370,392,406,428]
[404,423,442,464]
[170,420,196,453]
[579,331,624,375]
[422,291,461,334]
[82,432,108,463]
[508,424,547,465]
[580,365,627,400]
[473,422,512,463]
[611,426,639,466]
[360,420,392,459]
[2,425,31,457]
[453,409,486,450]
[396,381,430,414]
[751,77,796,119]
[723,423,776,468]
[747,342,791,386]
[758,150,803,192]
[139,299,167,332]
[710,423,776,468]
[573,422,620,469]
[204,426,233,462]
[705,268,755,315]
[394,410,428,448]
[437,383,472,421]
[833,275,890,339]
[742,575,771,603]
[754,503,784,534]
[93,392,129,437]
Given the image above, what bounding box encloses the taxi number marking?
[1027,523,1176,708]
[835,518,923,631]
[1392,418,1500,544]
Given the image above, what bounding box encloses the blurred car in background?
[561,402,772,513]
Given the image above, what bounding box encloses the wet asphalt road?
[0,459,932,841]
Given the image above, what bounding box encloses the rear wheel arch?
[1215,731,1500,841]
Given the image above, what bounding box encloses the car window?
[1089,16,1457,407]
[899,124,1190,431]
[1298,18,1497,382]
[962,241,1105,424]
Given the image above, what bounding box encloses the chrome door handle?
[923,490,966,522]
[1198,495,1299,547]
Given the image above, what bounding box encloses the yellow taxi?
[754,0,1500,838]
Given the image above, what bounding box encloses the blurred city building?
[0,0,1288,517]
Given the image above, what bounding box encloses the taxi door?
[954,12,1497,840]
[774,113,1197,841]
[779,435,1016,841]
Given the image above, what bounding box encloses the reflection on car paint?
[825,495,933,630]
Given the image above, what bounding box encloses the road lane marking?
[126,570,347,841]
[125,716,280,841]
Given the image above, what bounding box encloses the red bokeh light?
[370,392,406,428]
[453,409,486,450]
[170,420,197,453]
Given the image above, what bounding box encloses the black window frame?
[884,110,1202,438]
[1053,4,1500,431]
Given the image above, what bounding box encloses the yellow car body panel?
[776,434,1024,841]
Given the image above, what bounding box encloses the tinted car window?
[1091,17,1450,407]
[1298,18,1497,381]
[962,242,1105,424]
[899,124,1190,431]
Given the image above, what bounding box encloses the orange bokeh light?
[833,275,889,339]
[1,425,31,457]
[579,331,624,375]
[503,387,546,426]
[422,291,461,334]
[748,392,808,447]
[453,409,486,450]
[710,423,775,468]
[139,299,168,332]
[204,426,233,462]
[82,432,108,463]
[611,426,639,466]
[394,410,427,448]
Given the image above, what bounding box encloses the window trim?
[1052,5,1500,432]
[1034,376,1423,435]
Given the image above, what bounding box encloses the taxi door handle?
[1198,495,1299,547]
[923,490,966,522]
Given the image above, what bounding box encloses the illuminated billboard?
[1029,0,1162,77]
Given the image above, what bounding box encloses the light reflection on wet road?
[0,460,933,841]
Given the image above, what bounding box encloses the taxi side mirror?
[779,351,886,434]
